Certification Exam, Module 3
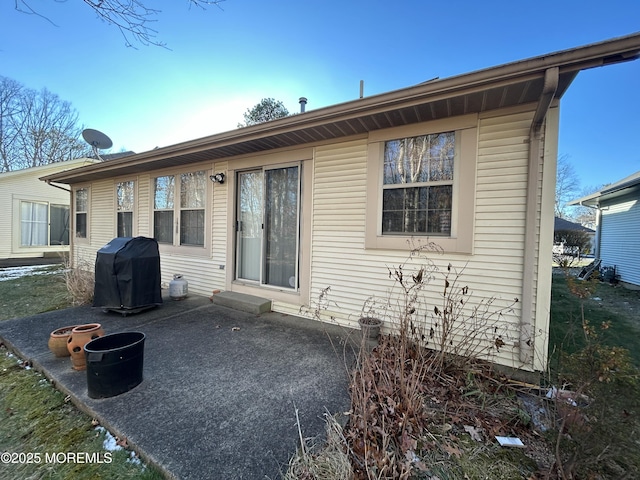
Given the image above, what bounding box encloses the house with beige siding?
[0,158,96,260]
[42,34,640,372]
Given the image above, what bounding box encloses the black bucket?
[84,332,145,399]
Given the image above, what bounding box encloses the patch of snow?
[126,451,144,468]
[95,426,124,452]
[0,264,63,282]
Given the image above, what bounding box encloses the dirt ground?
[589,280,640,321]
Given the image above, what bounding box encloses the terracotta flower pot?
[48,325,78,357]
[359,317,382,340]
[67,323,105,371]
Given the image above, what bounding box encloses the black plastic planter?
[84,332,145,399]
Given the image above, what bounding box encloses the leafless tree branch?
[13,0,225,48]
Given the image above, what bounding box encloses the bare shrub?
[345,240,522,479]
[62,257,94,305]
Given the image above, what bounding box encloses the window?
[365,116,477,253]
[382,132,454,235]
[180,172,206,246]
[116,181,135,237]
[153,171,206,247]
[50,204,70,245]
[20,201,70,247]
[154,175,175,243]
[75,188,88,239]
[21,201,48,246]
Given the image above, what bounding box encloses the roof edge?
[42,32,640,184]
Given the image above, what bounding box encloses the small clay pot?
[67,323,105,371]
[48,325,78,357]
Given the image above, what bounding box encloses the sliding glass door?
[237,170,263,281]
[236,165,300,289]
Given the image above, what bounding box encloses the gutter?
[44,179,71,193]
[520,67,559,365]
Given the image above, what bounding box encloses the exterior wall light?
[209,173,225,184]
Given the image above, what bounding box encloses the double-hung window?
[116,181,135,237]
[153,171,207,247]
[365,116,477,253]
[382,132,454,235]
[75,188,89,239]
[180,172,206,246]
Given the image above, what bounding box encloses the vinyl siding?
[210,161,228,289]
[307,111,536,368]
[1,160,93,259]
[73,167,223,297]
[600,192,640,286]
[67,109,552,370]
[137,174,151,236]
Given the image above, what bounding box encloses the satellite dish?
[82,128,113,161]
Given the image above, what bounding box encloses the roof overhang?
[569,170,640,207]
[42,32,640,185]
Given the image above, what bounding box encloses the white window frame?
[74,186,90,243]
[20,200,49,247]
[152,169,211,256]
[116,180,136,238]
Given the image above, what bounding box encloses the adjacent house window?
[116,181,135,237]
[50,204,70,245]
[20,201,48,246]
[20,201,70,247]
[153,171,206,247]
[75,188,88,239]
[382,132,454,235]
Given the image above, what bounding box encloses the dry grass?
[284,411,353,480]
[62,258,94,305]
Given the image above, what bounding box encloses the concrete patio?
[0,294,356,479]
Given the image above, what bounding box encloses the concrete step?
[210,291,272,315]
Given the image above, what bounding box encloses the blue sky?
[1,0,639,191]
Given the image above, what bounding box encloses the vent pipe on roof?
[360,80,364,99]
[299,97,307,113]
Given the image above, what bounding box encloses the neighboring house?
[0,158,97,260]
[569,170,640,287]
[42,34,640,372]
[552,216,595,255]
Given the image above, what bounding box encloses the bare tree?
[0,76,90,172]
[555,154,580,219]
[0,76,23,172]
[13,0,224,48]
[569,184,605,227]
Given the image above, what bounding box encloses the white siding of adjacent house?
[600,193,640,286]
[1,159,94,260]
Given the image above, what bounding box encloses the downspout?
[578,199,602,258]
[45,179,74,266]
[520,67,559,365]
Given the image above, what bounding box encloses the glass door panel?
[237,170,263,281]
[264,166,299,288]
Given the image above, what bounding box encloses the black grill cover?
[93,237,162,310]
